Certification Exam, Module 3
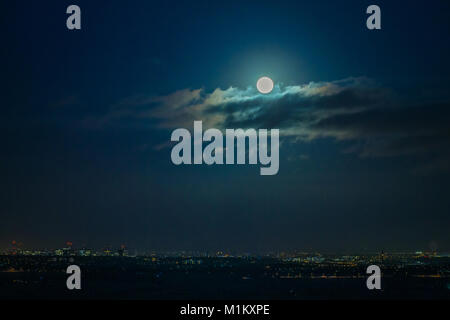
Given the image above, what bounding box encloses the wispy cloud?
[97,77,450,172]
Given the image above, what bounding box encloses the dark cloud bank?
[102,77,450,174]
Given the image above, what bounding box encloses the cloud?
[100,77,450,172]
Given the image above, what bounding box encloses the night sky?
[1,0,450,252]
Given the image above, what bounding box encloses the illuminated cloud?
[101,77,450,171]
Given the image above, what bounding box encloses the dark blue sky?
[1,0,450,252]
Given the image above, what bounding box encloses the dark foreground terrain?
[1,255,449,300]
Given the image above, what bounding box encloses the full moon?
[256,76,274,94]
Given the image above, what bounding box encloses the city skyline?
[1,239,447,256]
